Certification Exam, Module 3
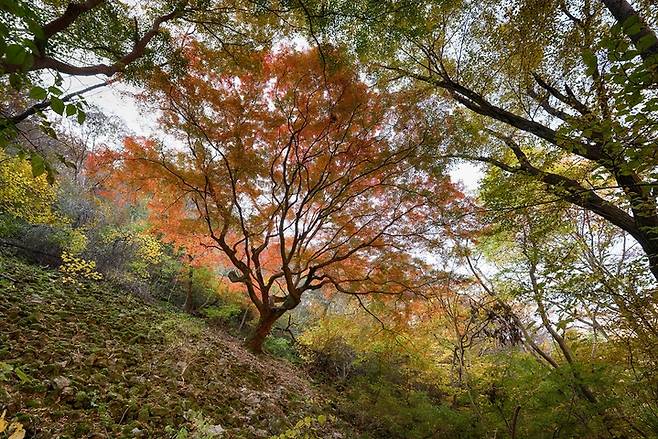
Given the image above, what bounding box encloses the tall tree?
[94,46,464,352]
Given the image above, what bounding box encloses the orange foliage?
[88,44,470,347]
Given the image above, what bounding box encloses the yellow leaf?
[9,429,26,439]
[8,421,25,439]
[0,409,7,433]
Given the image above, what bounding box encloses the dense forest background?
[1,0,657,438]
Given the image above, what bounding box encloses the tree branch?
[600,0,658,64]
[8,80,108,125]
[41,0,105,42]
[3,2,186,76]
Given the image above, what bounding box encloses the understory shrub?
[203,303,244,326]
[264,336,300,363]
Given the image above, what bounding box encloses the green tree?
[466,170,658,437]
[300,0,658,282]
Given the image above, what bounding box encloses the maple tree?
[93,46,464,352]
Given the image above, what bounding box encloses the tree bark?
[246,311,282,353]
[510,405,521,439]
[9,81,107,125]
[456,145,658,282]
[407,5,658,280]
[600,0,658,63]
[41,0,105,42]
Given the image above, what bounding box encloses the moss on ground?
[0,254,351,438]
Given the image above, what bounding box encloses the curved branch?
[3,2,186,77]
[41,0,105,41]
[8,80,108,125]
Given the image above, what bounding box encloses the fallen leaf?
[8,421,26,439]
[0,409,7,433]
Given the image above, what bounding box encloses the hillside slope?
[0,254,351,438]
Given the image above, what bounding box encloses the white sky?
[449,161,482,195]
[63,76,158,135]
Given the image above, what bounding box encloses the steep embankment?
[0,254,350,438]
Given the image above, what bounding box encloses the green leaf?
[50,97,64,115]
[4,44,26,64]
[0,0,21,15]
[26,18,44,40]
[77,110,86,124]
[56,153,76,169]
[622,15,639,31]
[21,52,33,71]
[14,367,30,383]
[46,168,55,185]
[48,85,63,96]
[66,104,77,116]
[8,73,21,90]
[30,154,45,177]
[625,23,641,36]
[619,50,638,61]
[582,49,597,76]
[29,86,47,101]
[317,414,327,425]
[0,361,13,381]
[39,124,57,139]
[637,34,658,52]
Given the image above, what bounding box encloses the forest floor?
[0,254,354,438]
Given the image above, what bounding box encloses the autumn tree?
[299,0,658,282]
[98,46,464,352]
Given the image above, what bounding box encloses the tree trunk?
[636,236,658,283]
[600,0,658,64]
[247,311,281,354]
